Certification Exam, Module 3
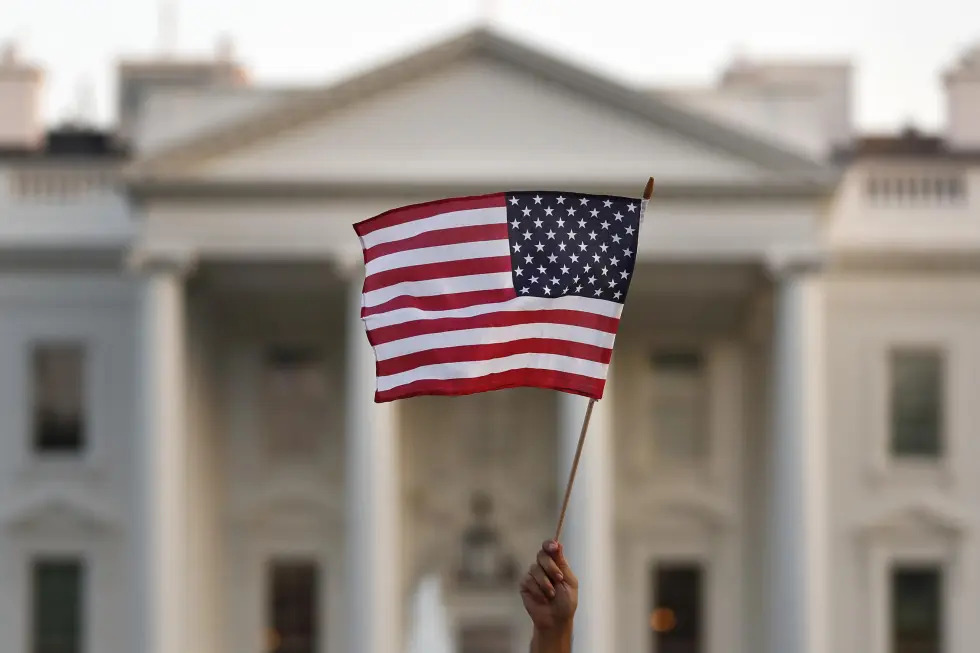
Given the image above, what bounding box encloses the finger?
[537,549,564,584]
[545,541,578,588]
[528,564,556,598]
[521,574,548,604]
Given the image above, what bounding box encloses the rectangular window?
[32,558,84,653]
[262,347,328,460]
[458,624,513,653]
[32,344,86,453]
[650,350,707,460]
[268,560,319,653]
[892,565,942,653]
[889,349,944,457]
[650,562,703,653]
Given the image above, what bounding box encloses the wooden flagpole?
[553,177,655,542]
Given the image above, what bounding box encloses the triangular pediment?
[0,488,117,534]
[619,491,734,534]
[229,480,342,530]
[129,29,831,191]
[857,498,968,537]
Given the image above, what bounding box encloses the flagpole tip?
[643,177,655,200]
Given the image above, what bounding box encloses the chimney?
[0,42,44,149]
[720,59,853,154]
[945,44,980,150]
[116,37,249,142]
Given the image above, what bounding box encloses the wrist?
[534,619,573,642]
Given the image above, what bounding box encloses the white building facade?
[0,29,978,653]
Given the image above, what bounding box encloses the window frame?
[236,535,339,653]
[649,560,707,653]
[890,564,943,653]
[647,347,710,465]
[30,555,86,653]
[266,557,321,653]
[622,532,732,653]
[3,285,135,474]
[632,340,742,491]
[30,341,89,456]
[867,338,955,483]
[868,540,956,653]
[887,347,945,460]
[259,343,333,468]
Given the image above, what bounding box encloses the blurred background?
[0,1,978,652]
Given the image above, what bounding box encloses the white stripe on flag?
[365,239,511,276]
[364,294,624,329]
[373,323,616,361]
[360,206,507,250]
[377,353,609,392]
[362,272,513,309]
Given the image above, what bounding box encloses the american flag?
[354,191,644,403]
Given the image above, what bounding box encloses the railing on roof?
[7,166,121,203]
[865,173,968,207]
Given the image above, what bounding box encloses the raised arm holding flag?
[352,177,654,652]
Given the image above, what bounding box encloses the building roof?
[0,126,128,161]
[128,27,833,185]
[834,128,980,162]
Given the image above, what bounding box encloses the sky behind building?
[2,0,978,133]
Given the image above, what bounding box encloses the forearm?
[530,623,573,653]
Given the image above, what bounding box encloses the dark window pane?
[33,344,85,453]
[268,561,319,653]
[262,346,328,460]
[32,559,84,653]
[650,350,706,460]
[868,178,879,199]
[949,177,964,200]
[651,563,703,653]
[892,566,942,653]
[458,624,513,653]
[890,350,943,457]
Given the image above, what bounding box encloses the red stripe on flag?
[363,256,513,292]
[375,368,605,402]
[376,339,613,376]
[354,193,507,237]
[363,223,509,263]
[361,288,518,318]
[369,309,620,345]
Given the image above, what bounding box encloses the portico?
[124,28,834,653]
[127,247,828,653]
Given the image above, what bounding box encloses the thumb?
[545,540,574,580]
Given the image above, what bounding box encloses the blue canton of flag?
[505,191,641,304]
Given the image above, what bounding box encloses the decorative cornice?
[125,177,835,201]
[125,27,834,184]
[828,249,980,274]
[126,245,198,276]
[619,492,736,532]
[0,246,127,272]
[854,498,971,538]
[0,488,118,533]
[764,244,827,278]
[228,487,343,530]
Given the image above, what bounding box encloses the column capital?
[335,246,365,280]
[764,246,826,280]
[127,246,198,277]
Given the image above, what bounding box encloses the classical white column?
[557,388,615,653]
[345,273,401,653]
[136,259,192,653]
[765,260,828,653]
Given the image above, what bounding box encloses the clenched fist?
[520,540,577,652]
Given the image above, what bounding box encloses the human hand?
[519,540,578,631]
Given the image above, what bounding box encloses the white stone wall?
[0,274,139,653]
[825,275,980,653]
